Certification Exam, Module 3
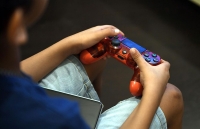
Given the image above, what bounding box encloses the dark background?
[21,0,200,128]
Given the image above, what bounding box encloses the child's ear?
[6,8,27,45]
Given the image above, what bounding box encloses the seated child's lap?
[39,55,167,129]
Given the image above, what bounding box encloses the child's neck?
[0,44,22,76]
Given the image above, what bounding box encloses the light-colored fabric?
[96,97,167,129]
[39,55,100,101]
[39,55,167,129]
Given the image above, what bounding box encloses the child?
[0,0,183,128]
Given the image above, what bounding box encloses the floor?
[21,0,200,128]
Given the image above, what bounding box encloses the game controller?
[80,35,161,96]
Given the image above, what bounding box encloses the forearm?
[120,89,164,129]
[20,25,123,82]
[20,37,75,82]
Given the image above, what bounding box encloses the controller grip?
[130,80,143,96]
[129,68,143,96]
[80,50,104,64]
[80,43,107,64]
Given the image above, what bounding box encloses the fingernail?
[114,29,120,33]
[130,48,136,54]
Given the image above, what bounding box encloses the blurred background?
[21,0,200,128]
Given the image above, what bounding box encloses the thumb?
[129,48,147,69]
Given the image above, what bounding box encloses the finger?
[160,59,170,69]
[83,25,116,33]
[90,25,122,33]
[98,26,124,36]
[92,25,116,31]
[160,59,168,63]
[95,26,124,36]
[91,27,124,43]
[129,48,148,70]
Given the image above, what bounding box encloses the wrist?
[142,85,165,99]
[64,35,84,55]
[56,36,77,56]
[141,89,163,108]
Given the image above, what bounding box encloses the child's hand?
[130,48,170,96]
[66,25,124,54]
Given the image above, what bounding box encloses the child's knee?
[166,83,183,103]
[164,83,184,115]
[161,83,184,128]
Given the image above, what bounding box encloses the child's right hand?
[66,25,124,55]
[130,48,170,96]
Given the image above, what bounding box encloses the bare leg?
[160,83,184,129]
[83,59,106,96]
[77,55,107,96]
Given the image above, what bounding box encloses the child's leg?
[81,58,107,96]
[96,83,183,129]
[160,83,184,129]
[39,55,100,101]
[97,95,167,129]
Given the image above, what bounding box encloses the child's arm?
[120,48,170,129]
[20,25,123,82]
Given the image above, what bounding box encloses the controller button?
[153,58,159,62]
[113,35,119,39]
[145,58,151,62]
[122,50,127,54]
[111,39,121,46]
[144,53,149,57]
[118,55,124,60]
[152,53,157,57]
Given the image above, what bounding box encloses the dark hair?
[0,0,32,34]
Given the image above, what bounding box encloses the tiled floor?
[21,0,200,128]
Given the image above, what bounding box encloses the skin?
[120,49,183,129]
[20,25,124,82]
[0,0,183,128]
